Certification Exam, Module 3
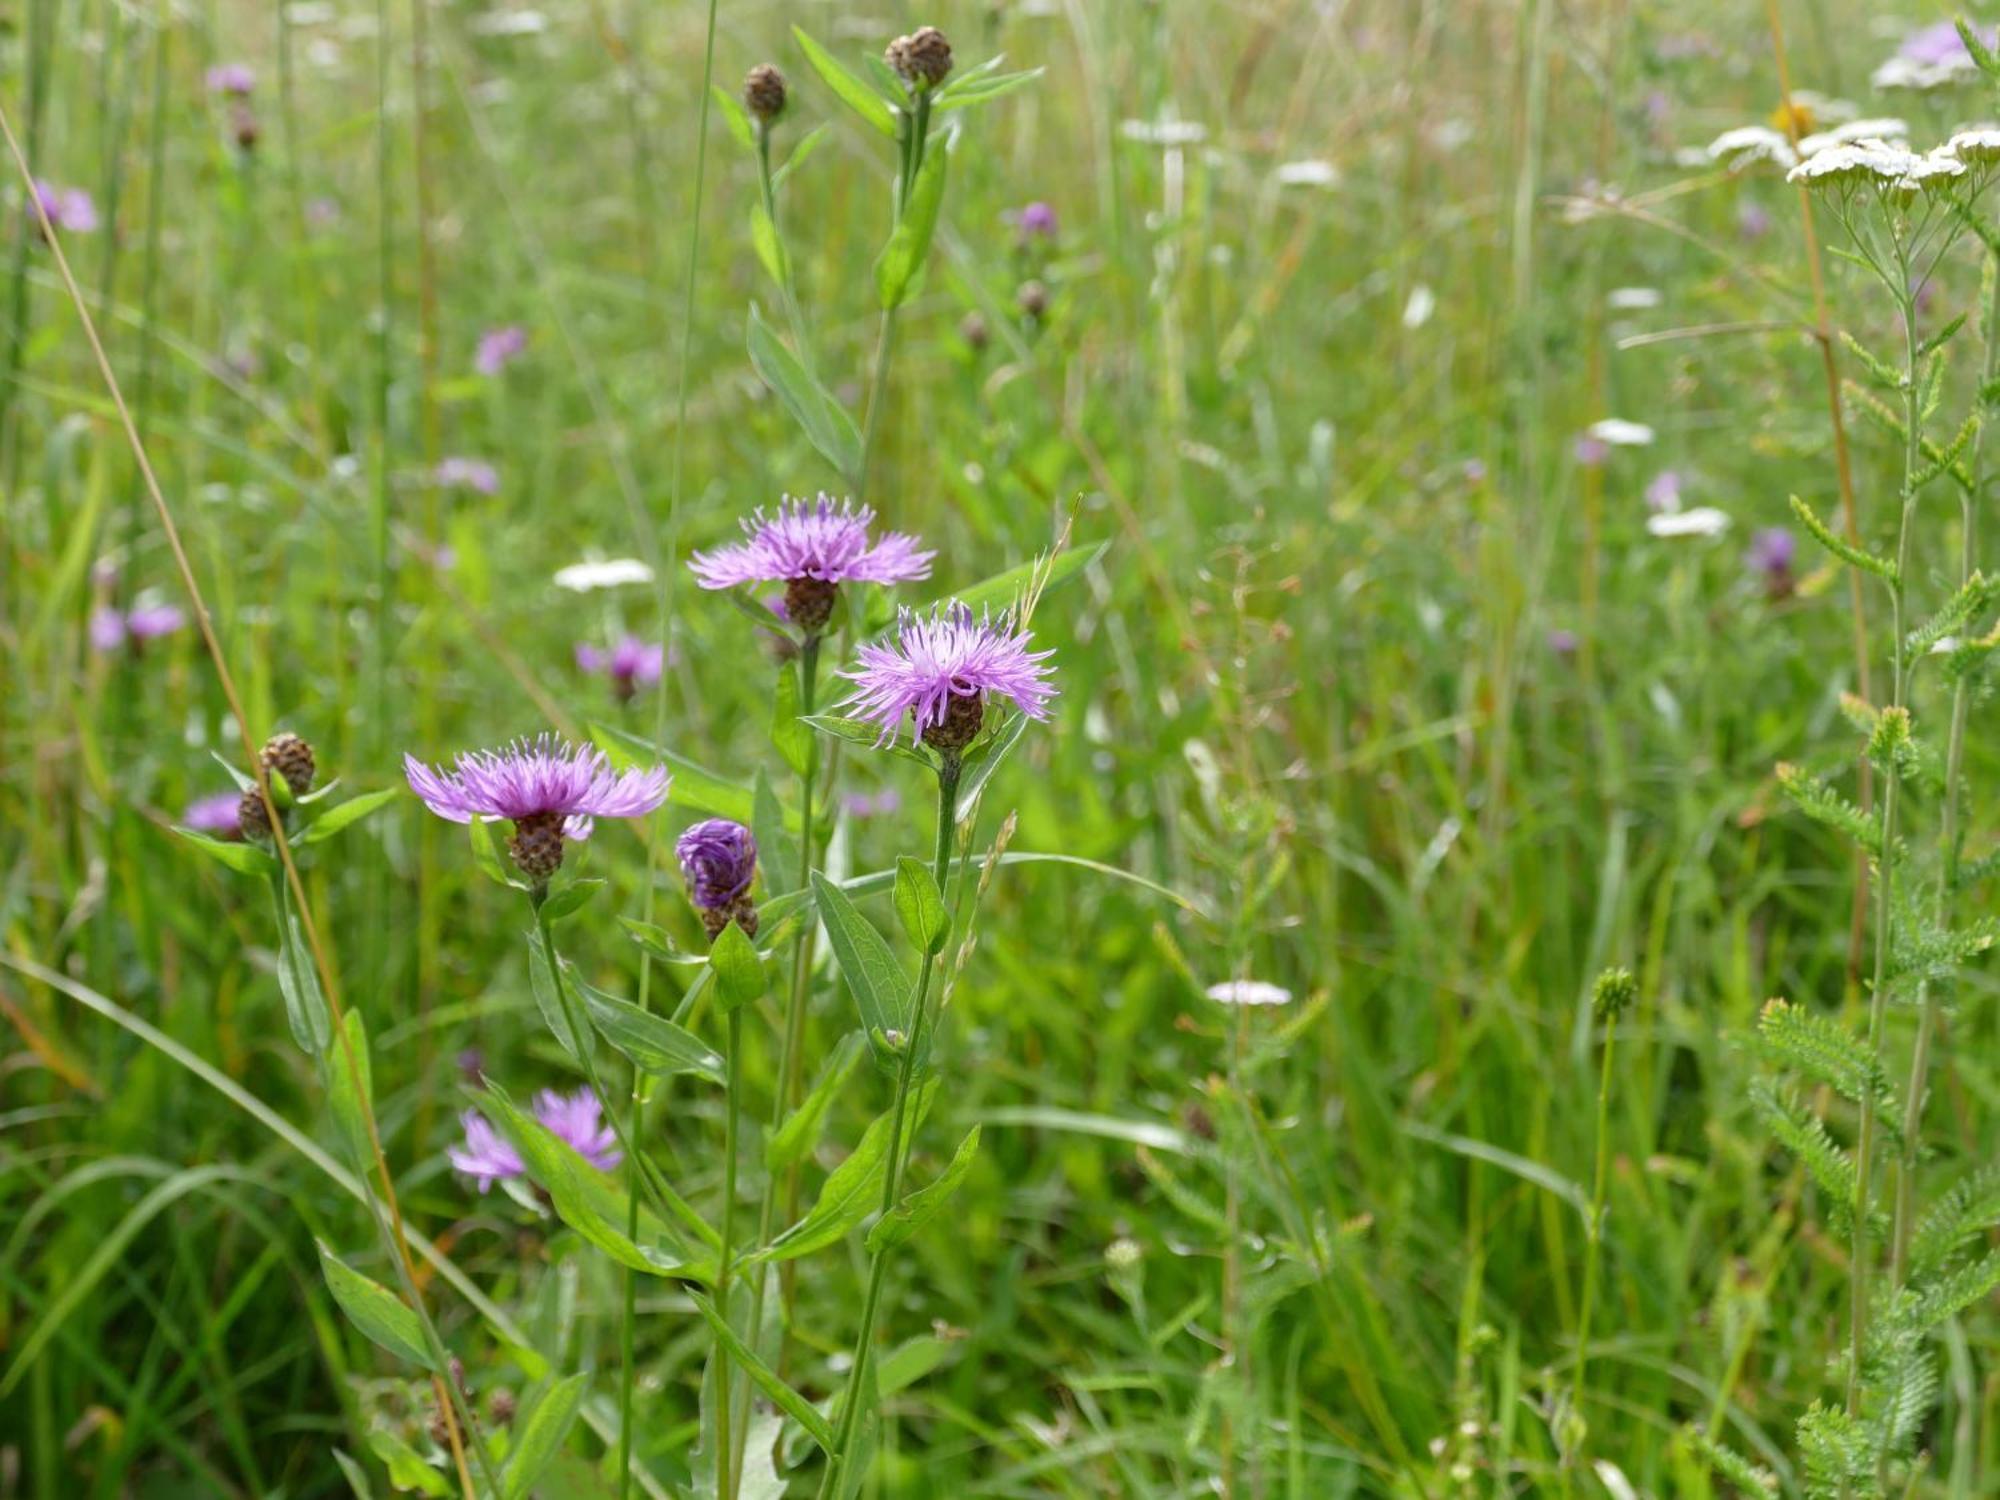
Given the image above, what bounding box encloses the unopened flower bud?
[488,1389,517,1427]
[231,103,261,151]
[959,310,989,350]
[887,25,953,90]
[261,731,316,798]
[237,786,275,842]
[677,819,760,940]
[1016,279,1049,320]
[1591,966,1637,1022]
[744,63,787,122]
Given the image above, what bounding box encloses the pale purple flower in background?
[1547,629,1579,656]
[1461,458,1487,484]
[1737,201,1772,241]
[575,636,666,702]
[1574,435,1610,467]
[1747,527,1798,597]
[842,786,903,819]
[434,456,499,495]
[842,603,1058,749]
[403,735,669,880]
[183,792,243,838]
[1900,20,1990,67]
[91,601,186,652]
[1645,469,1683,513]
[205,63,255,96]
[305,197,341,229]
[450,1088,621,1192]
[676,819,759,910]
[474,325,528,376]
[1017,200,1058,241]
[31,181,99,235]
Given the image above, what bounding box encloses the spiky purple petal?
[689,494,933,591]
[403,735,668,840]
[841,603,1058,746]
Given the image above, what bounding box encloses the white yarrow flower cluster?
[1873,54,1979,92]
[1947,126,2000,162]
[1707,125,1797,172]
[1786,137,1964,193]
[1647,507,1731,540]
[1797,117,1908,157]
[1587,418,1654,447]
[1206,979,1294,1008]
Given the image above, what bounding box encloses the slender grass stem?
[1568,1008,1619,1471]
[715,1003,743,1500]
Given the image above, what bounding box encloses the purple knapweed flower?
[205,63,255,96]
[842,786,903,819]
[842,603,1058,752]
[1645,469,1683,512]
[434,456,499,495]
[31,181,99,235]
[91,601,186,652]
[474,324,528,376]
[1017,200,1058,241]
[403,734,670,883]
[676,818,759,938]
[576,636,667,702]
[689,494,933,634]
[1574,434,1609,467]
[183,792,244,838]
[1747,526,1797,598]
[450,1087,621,1192]
[1900,19,1989,67]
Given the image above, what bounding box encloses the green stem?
[715,1004,742,1500]
[815,759,959,1500]
[1569,1009,1618,1464]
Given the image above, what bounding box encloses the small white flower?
[1274,158,1339,187]
[1647,506,1731,538]
[1787,139,1921,187]
[1607,286,1662,310]
[1588,418,1655,446]
[553,557,655,592]
[1120,118,1207,147]
[1707,125,1798,171]
[1947,125,2000,161]
[1871,55,1978,92]
[1402,284,1436,329]
[469,7,548,35]
[1205,979,1294,1008]
[1798,117,1909,156]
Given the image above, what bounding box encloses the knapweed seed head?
[403,735,670,883]
[261,732,316,798]
[688,495,933,634]
[744,63,788,122]
[676,818,760,939]
[841,602,1058,751]
[888,25,953,90]
[1592,966,1637,1022]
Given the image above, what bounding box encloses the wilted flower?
[404,735,670,884]
[689,495,932,634]
[1205,979,1293,1007]
[30,181,99,235]
[434,456,499,495]
[474,325,527,376]
[90,601,186,652]
[554,557,654,592]
[183,792,244,838]
[842,603,1058,752]
[450,1088,621,1191]
[576,636,666,702]
[676,818,759,938]
[1647,506,1731,539]
[205,63,255,96]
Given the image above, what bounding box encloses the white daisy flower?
[553,557,655,592]
[1647,507,1731,538]
[1587,418,1655,446]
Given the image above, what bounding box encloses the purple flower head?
[448,1088,622,1194]
[205,63,255,96]
[689,495,933,601]
[1900,20,1992,67]
[676,819,758,911]
[403,735,669,882]
[456,1047,485,1083]
[475,324,528,377]
[89,606,127,653]
[31,181,99,235]
[1547,628,1580,656]
[91,601,186,652]
[576,636,666,700]
[434,456,499,495]
[841,603,1058,750]
[1645,469,1683,512]
[1747,526,1797,578]
[842,786,903,819]
[305,197,341,229]
[1017,200,1058,241]
[1573,434,1610,467]
[184,792,244,837]
[1737,201,1772,241]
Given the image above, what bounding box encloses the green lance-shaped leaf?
[467,815,524,890]
[893,856,949,955]
[690,1291,838,1450]
[1788,494,1897,582]
[747,303,863,485]
[752,768,800,898]
[173,826,276,875]
[524,928,589,1064]
[933,66,1044,113]
[274,886,333,1054]
[317,1241,435,1369]
[331,1448,375,1499]
[812,870,915,1066]
[709,918,767,1013]
[767,1031,865,1171]
[536,878,605,925]
[802,713,936,771]
[791,26,898,136]
[866,1124,981,1252]
[580,980,725,1082]
[711,83,754,151]
[932,539,1107,617]
[771,661,813,779]
[328,1009,375,1166]
[954,709,1031,822]
[752,1079,938,1263]
[877,141,949,309]
[298,787,399,846]
[500,1372,590,1500]
[483,1084,711,1280]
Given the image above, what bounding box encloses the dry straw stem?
[0,90,480,1500]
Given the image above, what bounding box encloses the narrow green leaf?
[328,1009,374,1166]
[690,1290,838,1449]
[367,1430,450,1495]
[580,981,725,1082]
[275,889,333,1054]
[866,1124,981,1252]
[317,1241,435,1369]
[331,1449,375,1499]
[928,540,1107,616]
[172,826,275,875]
[933,66,1043,112]
[771,661,813,779]
[766,1031,865,1171]
[811,871,914,1065]
[876,142,948,309]
[753,1081,936,1263]
[712,83,754,150]
[710,919,767,1013]
[893,856,948,954]
[772,123,831,189]
[954,710,1030,821]
[750,201,787,289]
[501,1372,589,1500]
[299,788,398,846]
[537,879,605,925]
[590,720,754,823]
[747,303,862,484]
[791,26,897,136]
[802,713,935,769]
[525,928,588,1064]
[468,816,519,888]
[752,768,800,898]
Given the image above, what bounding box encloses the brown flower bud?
[744,63,788,122]
[260,732,316,797]
[887,25,953,90]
